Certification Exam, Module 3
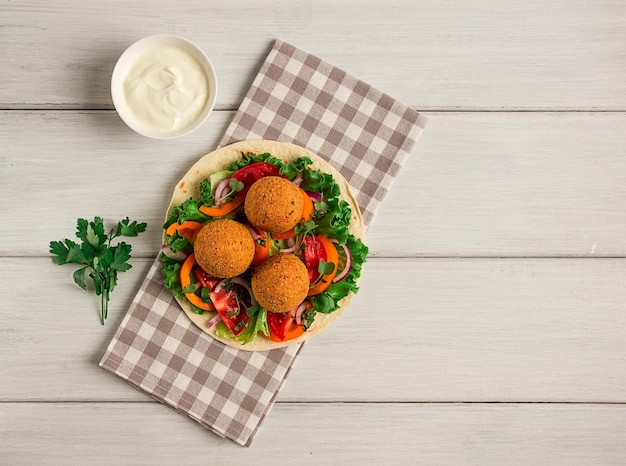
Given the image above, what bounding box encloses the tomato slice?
[303,235,339,295]
[193,267,220,290]
[303,235,326,282]
[210,281,252,336]
[231,161,282,193]
[267,311,305,342]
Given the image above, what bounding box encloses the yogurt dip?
[123,46,209,134]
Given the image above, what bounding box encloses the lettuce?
[309,235,368,315]
[315,197,352,245]
[214,307,270,345]
[161,253,183,298]
[164,197,209,229]
[227,152,283,171]
[208,170,234,191]
[280,156,312,180]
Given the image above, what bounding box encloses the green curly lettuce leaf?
[164,197,209,230]
[161,253,184,298]
[309,235,368,314]
[226,152,283,171]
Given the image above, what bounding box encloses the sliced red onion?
[214,277,258,306]
[332,241,352,283]
[292,302,308,325]
[214,177,232,205]
[206,313,222,329]
[161,244,187,261]
[213,279,226,293]
[307,191,322,203]
[293,173,303,187]
[244,224,263,241]
[279,237,296,253]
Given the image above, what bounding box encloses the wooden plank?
[2,402,626,465]
[1,1,625,110]
[374,111,626,257]
[2,111,625,257]
[2,257,625,403]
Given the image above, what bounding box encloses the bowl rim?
[111,34,218,140]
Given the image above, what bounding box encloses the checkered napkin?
[100,39,427,447]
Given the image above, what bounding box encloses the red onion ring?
[279,237,296,253]
[293,173,303,187]
[332,241,352,283]
[214,277,258,306]
[244,224,263,241]
[161,244,187,261]
[307,191,322,203]
[206,313,222,329]
[214,177,232,205]
[292,302,308,325]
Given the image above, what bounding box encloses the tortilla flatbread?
[163,140,365,351]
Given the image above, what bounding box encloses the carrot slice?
[272,189,315,240]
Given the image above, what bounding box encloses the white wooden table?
[2,1,625,464]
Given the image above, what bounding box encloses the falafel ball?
[244,176,303,235]
[251,253,309,313]
[194,219,255,278]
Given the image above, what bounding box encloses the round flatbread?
[163,140,365,351]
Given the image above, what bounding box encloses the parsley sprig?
[49,217,147,325]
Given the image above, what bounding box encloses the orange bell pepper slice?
[251,229,271,266]
[307,235,339,296]
[165,220,203,240]
[180,253,214,311]
[272,189,315,240]
[199,191,245,217]
[269,324,305,342]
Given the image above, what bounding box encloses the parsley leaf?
[116,217,148,237]
[49,217,147,325]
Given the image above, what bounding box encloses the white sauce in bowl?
[123,47,209,134]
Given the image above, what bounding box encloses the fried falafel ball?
[251,253,309,313]
[244,176,303,235]
[194,219,255,278]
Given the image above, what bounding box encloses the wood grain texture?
[2,402,626,465]
[1,0,625,110]
[2,257,625,403]
[1,0,625,462]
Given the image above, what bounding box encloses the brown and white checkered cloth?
[100,39,427,446]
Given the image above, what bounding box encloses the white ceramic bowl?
[111,35,218,139]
